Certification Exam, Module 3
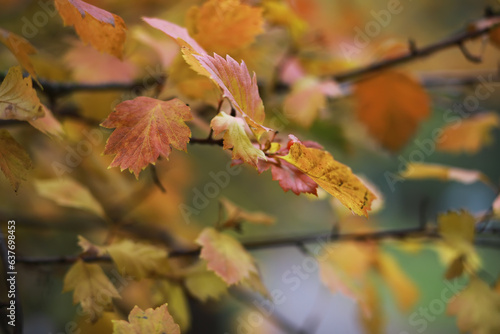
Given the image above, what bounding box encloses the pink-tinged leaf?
[142,17,206,56]
[258,159,318,195]
[28,105,65,140]
[211,112,265,167]
[196,227,258,285]
[101,97,192,178]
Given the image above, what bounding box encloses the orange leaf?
[354,71,430,152]
[278,139,375,216]
[437,112,500,154]
[0,129,32,192]
[196,227,258,285]
[112,304,180,334]
[101,97,192,178]
[0,28,39,85]
[55,0,127,59]
[186,0,264,55]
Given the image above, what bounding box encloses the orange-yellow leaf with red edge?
[437,112,500,154]
[278,139,375,216]
[186,0,264,55]
[101,97,192,178]
[446,277,500,334]
[0,28,39,85]
[112,304,181,334]
[55,0,127,59]
[354,71,430,152]
[196,227,258,285]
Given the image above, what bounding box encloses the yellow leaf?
[447,277,500,334]
[184,261,228,302]
[55,0,127,59]
[376,252,419,311]
[401,162,492,186]
[439,210,475,244]
[262,0,308,40]
[279,141,375,216]
[0,129,32,192]
[34,177,105,218]
[186,0,264,55]
[104,240,170,279]
[112,304,180,334]
[210,112,266,168]
[437,112,500,154]
[196,227,258,285]
[151,280,190,331]
[358,279,384,334]
[0,28,39,85]
[354,71,430,152]
[0,66,43,121]
[63,260,121,323]
[220,197,275,227]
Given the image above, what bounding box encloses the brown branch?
[332,11,500,82]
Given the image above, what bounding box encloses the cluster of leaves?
[1,0,500,333]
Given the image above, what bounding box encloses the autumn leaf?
[104,240,170,279]
[358,279,384,334]
[183,261,228,302]
[196,227,258,285]
[437,112,500,154]
[0,129,32,191]
[0,66,44,121]
[260,159,319,195]
[211,112,265,167]
[55,0,127,59]
[112,304,181,334]
[219,197,275,228]
[34,177,105,218]
[63,259,121,322]
[401,162,492,186]
[262,0,308,40]
[28,105,65,140]
[101,97,193,178]
[186,0,264,55]
[0,28,39,84]
[354,71,430,152]
[278,138,375,216]
[447,277,500,334]
[151,280,190,331]
[375,252,419,311]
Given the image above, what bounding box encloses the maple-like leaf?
[354,71,430,152]
[447,277,500,334]
[0,66,44,121]
[55,0,127,59]
[211,112,265,167]
[101,97,193,178]
[375,252,419,311]
[219,197,275,228]
[34,177,105,218]
[63,259,121,322]
[278,138,375,216]
[196,227,258,285]
[401,162,492,186]
[0,129,32,191]
[184,261,228,302]
[186,0,264,55]
[0,28,39,84]
[112,304,181,334]
[28,105,65,140]
[104,240,170,279]
[437,112,500,154]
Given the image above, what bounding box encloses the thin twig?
[150,165,166,193]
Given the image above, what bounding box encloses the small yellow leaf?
[112,304,180,334]
[0,66,43,121]
[401,162,492,186]
[358,279,384,334]
[0,28,39,84]
[279,141,376,216]
[439,210,475,244]
[184,261,228,302]
[63,260,121,322]
[0,129,32,192]
[151,280,190,331]
[34,177,105,218]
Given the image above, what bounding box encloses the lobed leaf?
[113,304,180,334]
